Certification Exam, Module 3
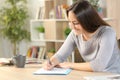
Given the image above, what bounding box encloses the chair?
[117,39,120,49]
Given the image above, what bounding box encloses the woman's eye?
[73,22,79,25]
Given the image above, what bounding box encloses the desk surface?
[0,64,113,80]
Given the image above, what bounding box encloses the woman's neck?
[82,31,96,41]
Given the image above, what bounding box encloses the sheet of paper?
[33,68,72,75]
[84,74,120,80]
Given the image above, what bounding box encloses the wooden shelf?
[31,19,68,22]
[30,17,113,42]
[31,39,65,42]
[31,18,112,22]
[30,0,118,62]
[103,18,113,21]
[30,0,74,61]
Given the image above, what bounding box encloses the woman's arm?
[58,62,93,72]
[90,28,116,72]
[44,47,93,71]
[53,31,76,62]
[43,56,93,72]
[43,31,76,70]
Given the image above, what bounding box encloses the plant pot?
[12,54,26,68]
[39,33,44,40]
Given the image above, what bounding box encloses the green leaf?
[64,27,71,37]
[35,25,45,33]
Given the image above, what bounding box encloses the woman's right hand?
[43,60,54,70]
[43,56,60,70]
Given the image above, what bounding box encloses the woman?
[44,0,120,73]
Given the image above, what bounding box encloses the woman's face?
[68,11,83,35]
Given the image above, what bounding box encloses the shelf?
[31,39,65,42]
[29,0,118,62]
[30,17,113,42]
[103,18,113,21]
[31,19,68,22]
[31,18,112,22]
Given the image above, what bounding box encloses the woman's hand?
[43,57,60,70]
[58,62,72,69]
[43,60,54,70]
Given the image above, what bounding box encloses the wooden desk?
[0,64,113,80]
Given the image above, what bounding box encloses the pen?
[26,62,42,64]
[48,58,52,65]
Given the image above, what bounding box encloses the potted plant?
[73,0,77,3]
[73,0,99,11]
[35,25,45,40]
[0,0,30,56]
[64,27,71,38]
[88,0,99,11]
[47,48,56,58]
[88,0,104,18]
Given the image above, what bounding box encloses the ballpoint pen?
[48,58,52,65]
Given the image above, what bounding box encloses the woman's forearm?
[59,62,93,72]
[70,62,93,71]
[50,56,93,72]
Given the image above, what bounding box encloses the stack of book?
[26,46,46,60]
[26,46,46,64]
[55,4,68,19]
[36,7,45,19]
[0,58,13,66]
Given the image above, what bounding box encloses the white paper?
[84,74,120,80]
[33,68,72,75]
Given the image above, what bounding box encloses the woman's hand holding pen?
[43,59,54,70]
[43,56,60,70]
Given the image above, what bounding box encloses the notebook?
[33,68,72,75]
[84,74,120,80]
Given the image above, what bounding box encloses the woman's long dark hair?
[66,0,109,33]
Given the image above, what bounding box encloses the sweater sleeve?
[53,31,76,62]
[90,28,116,72]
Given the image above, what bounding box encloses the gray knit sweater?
[54,26,120,73]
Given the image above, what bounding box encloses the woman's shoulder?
[97,26,116,36]
[104,26,115,31]
[94,26,116,40]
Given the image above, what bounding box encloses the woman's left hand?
[58,62,72,68]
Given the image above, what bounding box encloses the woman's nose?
[69,22,75,29]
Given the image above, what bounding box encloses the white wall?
[0,0,10,57]
[0,0,45,58]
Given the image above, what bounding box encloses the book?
[27,46,39,58]
[0,58,10,64]
[0,58,13,66]
[37,46,46,59]
[33,68,72,75]
[35,7,45,19]
[35,7,41,19]
[84,74,120,80]
[26,58,42,64]
[26,47,32,58]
